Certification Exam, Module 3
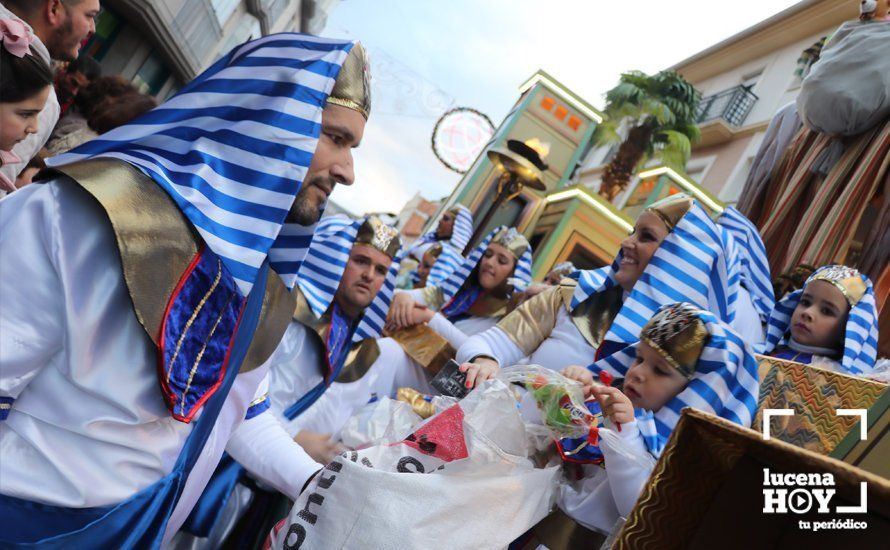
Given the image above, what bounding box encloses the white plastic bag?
[270,380,560,550]
[338,397,422,450]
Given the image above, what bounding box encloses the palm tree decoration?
[595,70,702,201]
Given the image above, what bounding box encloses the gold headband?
[425,243,444,259]
[327,42,371,119]
[645,193,693,232]
[491,227,530,260]
[640,303,709,378]
[355,215,400,258]
[809,265,866,306]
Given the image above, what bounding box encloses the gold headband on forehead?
[809,265,866,306]
[355,216,400,258]
[426,243,443,258]
[327,42,371,120]
[491,227,530,260]
[640,302,709,378]
[645,193,693,232]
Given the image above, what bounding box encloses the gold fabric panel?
[564,285,624,349]
[616,409,890,549]
[753,355,887,455]
[243,271,295,372]
[496,285,565,357]
[466,292,513,319]
[54,159,198,347]
[54,159,294,373]
[387,324,456,376]
[396,387,436,418]
[335,339,381,383]
[327,43,371,119]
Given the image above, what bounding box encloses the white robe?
[557,419,656,535]
[0,180,317,545]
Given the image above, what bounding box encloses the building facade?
[84,0,339,99]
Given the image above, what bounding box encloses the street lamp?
[463,139,549,254]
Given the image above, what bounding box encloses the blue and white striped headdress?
[569,200,741,346]
[590,304,760,457]
[47,33,361,295]
[423,205,474,285]
[717,206,775,322]
[759,265,877,375]
[296,216,402,343]
[437,225,533,303]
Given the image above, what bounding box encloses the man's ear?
[45,0,66,27]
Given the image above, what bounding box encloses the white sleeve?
[428,313,470,349]
[226,411,322,500]
[598,419,656,518]
[733,286,766,346]
[0,183,65,400]
[455,326,525,367]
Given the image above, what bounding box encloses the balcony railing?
[696,85,759,127]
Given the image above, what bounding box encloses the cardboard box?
[753,355,887,455]
[614,409,890,549]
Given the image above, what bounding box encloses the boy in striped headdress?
[457,194,764,388]
[0,34,371,547]
[555,303,759,540]
[759,265,878,375]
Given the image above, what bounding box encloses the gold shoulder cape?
[291,286,380,383]
[497,279,623,356]
[48,159,294,372]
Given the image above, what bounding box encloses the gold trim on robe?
[292,287,380,383]
[386,324,456,376]
[48,159,294,373]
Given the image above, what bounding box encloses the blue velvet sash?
[770,347,815,364]
[0,260,270,548]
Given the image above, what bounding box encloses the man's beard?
[48,16,77,62]
[288,176,334,225]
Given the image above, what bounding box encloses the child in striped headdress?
[759,265,878,376]
[557,302,760,537]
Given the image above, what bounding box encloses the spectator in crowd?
[0,0,100,183]
[54,53,101,116]
[0,18,54,194]
[45,75,139,155]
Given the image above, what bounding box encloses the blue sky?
[323,0,801,215]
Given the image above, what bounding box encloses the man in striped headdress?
[180,215,402,547]
[0,34,371,547]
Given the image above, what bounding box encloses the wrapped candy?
[396,387,437,419]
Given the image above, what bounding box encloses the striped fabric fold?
[423,205,474,285]
[717,206,775,322]
[570,201,741,346]
[47,33,358,296]
[296,216,401,343]
[589,305,760,457]
[758,265,877,375]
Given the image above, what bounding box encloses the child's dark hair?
[0,45,54,103]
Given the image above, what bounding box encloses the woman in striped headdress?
[759,265,878,376]
[0,34,371,547]
[457,193,764,388]
[555,303,760,540]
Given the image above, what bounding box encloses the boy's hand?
[590,385,635,425]
[560,365,595,395]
